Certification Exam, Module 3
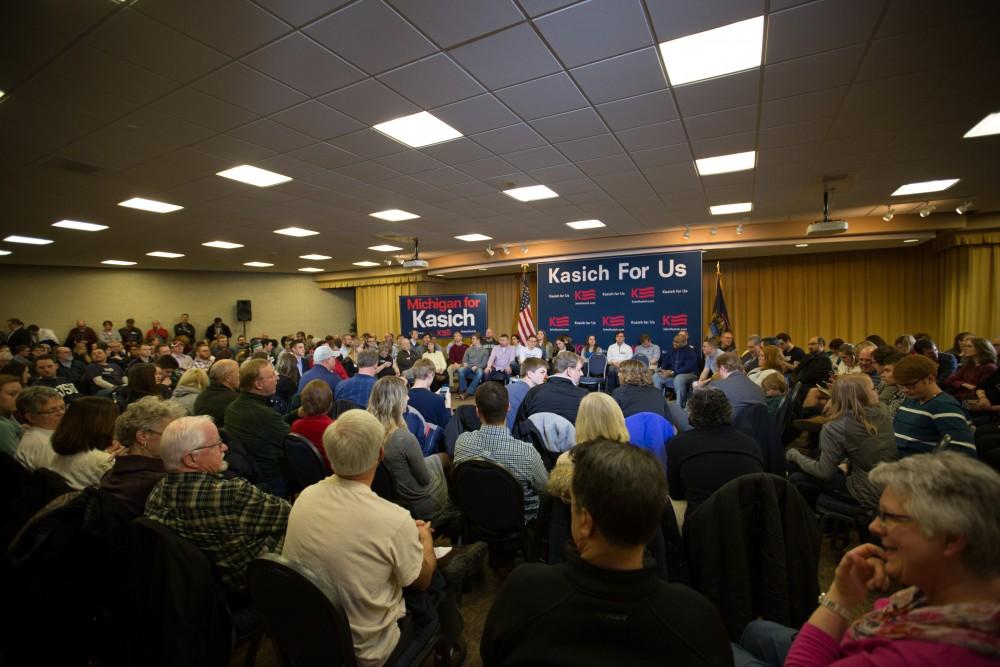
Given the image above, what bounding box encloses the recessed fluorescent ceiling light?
[660,16,764,86]
[117,197,183,213]
[101,259,136,266]
[298,267,324,272]
[455,233,493,242]
[202,241,244,249]
[52,219,108,232]
[146,251,184,258]
[891,179,959,196]
[963,112,1000,138]
[502,185,558,202]
[695,151,756,176]
[903,239,921,243]
[274,227,319,237]
[300,254,331,260]
[710,202,753,215]
[373,111,462,148]
[795,243,809,248]
[369,244,403,252]
[4,235,53,245]
[243,261,274,267]
[217,165,292,187]
[566,220,606,230]
[370,209,419,222]
[0,250,11,256]
[352,261,380,267]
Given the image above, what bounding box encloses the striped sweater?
[893,392,976,457]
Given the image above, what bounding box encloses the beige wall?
[0,266,355,341]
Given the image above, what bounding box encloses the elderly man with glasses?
[14,385,66,470]
[144,415,290,594]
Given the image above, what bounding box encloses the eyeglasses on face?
[36,404,68,415]
[188,439,225,454]
[875,508,913,525]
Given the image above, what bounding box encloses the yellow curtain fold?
[354,283,422,336]
[938,244,1000,336]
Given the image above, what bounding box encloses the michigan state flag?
[709,262,731,337]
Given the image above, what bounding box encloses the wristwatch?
[818,592,854,621]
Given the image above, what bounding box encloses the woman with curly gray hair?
[99,395,186,516]
[735,451,1000,666]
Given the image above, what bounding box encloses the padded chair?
[632,353,650,368]
[371,462,398,503]
[220,427,262,483]
[2,467,72,550]
[332,398,360,418]
[816,493,873,551]
[128,517,262,667]
[0,453,30,532]
[452,459,533,562]
[285,432,327,496]
[579,353,608,392]
[248,553,358,667]
[773,380,802,444]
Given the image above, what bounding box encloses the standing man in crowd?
[119,318,143,346]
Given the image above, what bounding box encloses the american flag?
[517,271,536,342]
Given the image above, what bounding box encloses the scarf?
[848,586,1000,657]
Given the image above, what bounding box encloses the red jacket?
[290,415,333,473]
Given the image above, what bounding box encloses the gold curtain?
[355,282,421,336]
[937,242,1000,336]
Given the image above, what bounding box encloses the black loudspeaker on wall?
[236,299,252,322]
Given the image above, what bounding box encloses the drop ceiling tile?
[690,131,756,159]
[192,63,308,116]
[420,138,492,165]
[684,104,758,141]
[519,0,579,17]
[288,142,363,169]
[150,87,259,132]
[760,87,846,128]
[453,156,519,179]
[762,44,865,100]
[614,120,686,152]
[534,0,653,68]
[329,129,408,159]
[319,79,420,126]
[304,0,437,75]
[503,146,567,171]
[555,133,625,161]
[374,150,444,175]
[191,134,278,163]
[134,0,288,57]
[645,0,764,42]
[529,107,608,144]
[523,162,584,184]
[415,165,475,186]
[450,23,562,89]
[252,154,327,178]
[597,89,678,131]
[471,124,547,154]
[673,69,759,117]
[243,33,366,97]
[495,73,589,121]
[756,142,822,167]
[576,154,635,177]
[387,0,523,48]
[251,0,349,26]
[336,160,402,183]
[570,47,666,105]
[432,94,520,135]
[269,101,365,140]
[705,183,754,202]
[630,143,692,169]
[855,28,963,83]
[228,118,315,152]
[378,54,485,108]
[766,0,883,63]
[84,8,228,83]
[46,44,180,106]
[438,180,496,198]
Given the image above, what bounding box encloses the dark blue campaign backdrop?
[537,251,702,350]
[399,293,487,338]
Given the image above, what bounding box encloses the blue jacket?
[659,345,698,375]
[625,412,676,475]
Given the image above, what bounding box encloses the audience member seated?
[30,354,80,402]
[516,334,543,367]
[741,335,762,373]
[506,358,547,430]
[83,346,124,395]
[48,396,122,490]
[64,320,98,348]
[283,410,467,667]
[115,362,169,408]
[775,332,805,372]
[856,341,881,385]
[335,349,380,408]
[100,396,185,516]
[579,334,602,361]
[55,345,88,388]
[761,373,787,416]
[484,334,516,383]
[712,352,767,418]
[942,337,997,400]
[654,332,698,399]
[612,358,666,418]
[191,342,215,370]
[515,351,587,425]
[168,367,208,415]
[893,334,915,354]
[225,358,291,496]
[835,343,862,376]
[455,382,548,523]
[458,333,489,399]
[795,337,834,394]
[872,349,907,418]
[297,344,342,395]
[290,379,334,473]
[13,386,63,470]
[734,452,1000,667]
[689,336,721,396]
[192,359,239,427]
[667,389,763,519]
[913,336,958,384]
[145,415,290,594]
[634,333,661,367]
[369,376,453,523]
[0,374,23,457]
[748,344,783,386]
[481,439,731,667]
[421,339,448,390]
[408,359,451,428]
[1,358,30,386]
[376,340,397,379]
[786,375,898,511]
[445,332,467,390]
[604,330,633,392]
[534,330,551,360]
[892,355,975,457]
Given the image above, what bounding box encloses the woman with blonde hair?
[748,345,783,386]
[786,374,898,511]
[835,343,862,375]
[168,367,209,415]
[548,392,630,502]
[368,376,452,522]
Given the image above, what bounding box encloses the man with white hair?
[144,415,290,593]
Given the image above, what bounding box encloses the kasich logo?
[631,286,655,299]
[662,314,688,327]
[549,316,570,328]
[603,315,625,327]
[574,289,596,301]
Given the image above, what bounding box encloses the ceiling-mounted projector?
[807,190,848,236]
[402,237,428,269]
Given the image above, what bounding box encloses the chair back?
[332,398,360,418]
[248,553,357,667]
[453,459,526,543]
[633,353,650,368]
[286,433,327,494]
[735,402,785,474]
[772,381,801,437]
[220,427,262,483]
[371,462,398,503]
[583,353,607,377]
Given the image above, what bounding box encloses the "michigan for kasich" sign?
[399,293,487,338]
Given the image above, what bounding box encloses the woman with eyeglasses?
[100,396,186,516]
[733,452,1000,666]
[13,386,65,471]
